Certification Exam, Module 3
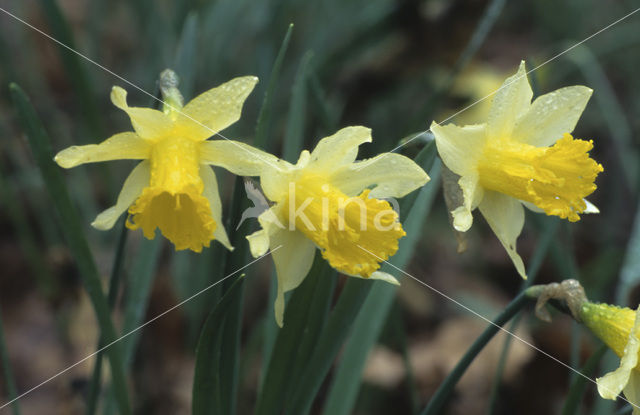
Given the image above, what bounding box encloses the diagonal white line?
[0,6,282,172]
[0,246,282,410]
[356,243,640,410]
[380,6,640,156]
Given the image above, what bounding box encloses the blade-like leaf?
[174,12,199,101]
[192,276,245,415]
[121,238,163,365]
[38,0,104,138]
[86,222,128,415]
[283,51,313,162]
[10,83,130,415]
[254,23,294,151]
[561,344,608,415]
[0,308,21,415]
[255,253,336,415]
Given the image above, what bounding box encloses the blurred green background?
[0,0,639,414]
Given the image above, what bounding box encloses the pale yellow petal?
[521,201,544,213]
[486,61,533,140]
[247,228,270,257]
[270,228,316,327]
[200,164,232,250]
[583,199,600,214]
[308,126,372,170]
[111,86,173,139]
[368,271,400,285]
[452,174,483,232]
[247,207,286,257]
[179,76,258,139]
[91,161,150,230]
[478,191,526,278]
[513,86,592,147]
[597,306,640,400]
[55,132,151,168]
[330,153,429,198]
[199,139,282,176]
[431,121,487,177]
[623,373,640,415]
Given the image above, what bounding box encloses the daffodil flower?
[580,302,640,413]
[246,126,429,326]
[431,61,603,278]
[55,75,279,252]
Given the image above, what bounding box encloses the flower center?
[127,137,216,252]
[285,174,405,277]
[477,133,603,221]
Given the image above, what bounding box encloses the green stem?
[86,221,128,415]
[561,344,608,415]
[420,291,532,415]
[615,405,633,415]
[0,308,21,415]
[486,218,559,414]
[284,279,373,415]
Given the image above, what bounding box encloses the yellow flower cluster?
[55,61,603,325]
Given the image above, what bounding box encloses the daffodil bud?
[159,68,184,118]
[530,280,640,411]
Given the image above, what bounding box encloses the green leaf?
[254,23,294,151]
[561,344,608,415]
[192,276,245,415]
[208,174,256,415]
[283,51,313,162]
[389,302,420,415]
[86,221,128,415]
[174,12,199,101]
[0,29,18,88]
[255,253,336,415]
[396,141,438,215]
[10,83,130,415]
[0,308,21,415]
[284,278,373,415]
[0,168,54,297]
[564,45,636,190]
[259,270,279,390]
[121,238,163,366]
[615,196,640,303]
[171,246,226,347]
[102,238,164,415]
[38,0,104,138]
[308,70,338,134]
[322,149,440,415]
